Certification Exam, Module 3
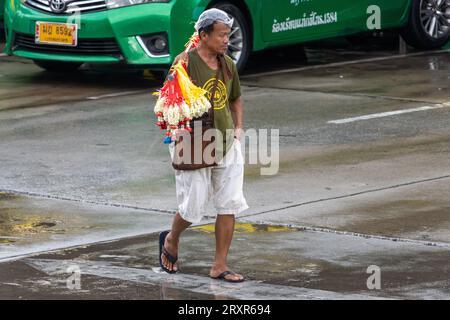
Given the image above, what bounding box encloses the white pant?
[169,139,249,223]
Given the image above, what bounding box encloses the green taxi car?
[2,0,450,72]
[1,0,4,28]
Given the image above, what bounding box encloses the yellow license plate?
[35,22,78,46]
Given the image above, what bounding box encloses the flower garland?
[153,33,210,144]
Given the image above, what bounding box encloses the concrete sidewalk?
[0,214,449,299]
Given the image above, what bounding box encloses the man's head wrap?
[194,8,234,32]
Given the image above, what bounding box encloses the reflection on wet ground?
[0,191,174,261]
[1,222,448,299]
[0,32,4,52]
[0,192,90,246]
[244,33,401,74]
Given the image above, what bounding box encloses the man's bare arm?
[230,97,244,140]
[173,51,189,66]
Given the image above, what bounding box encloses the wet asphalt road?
[0,36,449,299]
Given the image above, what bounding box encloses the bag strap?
[207,55,223,126]
[218,54,232,82]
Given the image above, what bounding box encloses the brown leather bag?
[172,56,223,171]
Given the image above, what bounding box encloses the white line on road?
[241,219,450,249]
[0,53,7,57]
[86,90,146,100]
[328,102,450,124]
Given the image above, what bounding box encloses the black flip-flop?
[211,271,245,283]
[159,231,178,274]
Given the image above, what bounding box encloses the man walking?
[159,9,248,283]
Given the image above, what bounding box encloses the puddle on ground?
[192,222,299,234]
[0,210,61,244]
[0,192,20,201]
[0,193,94,247]
[0,238,17,244]
[335,198,450,240]
[276,134,450,175]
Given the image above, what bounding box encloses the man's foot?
[160,231,179,273]
[210,266,244,283]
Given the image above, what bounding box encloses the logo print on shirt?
[203,78,228,110]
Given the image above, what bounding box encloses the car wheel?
[33,60,83,72]
[401,0,450,49]
[213,2,251,72]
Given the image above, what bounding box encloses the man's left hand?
[234,127,244,141]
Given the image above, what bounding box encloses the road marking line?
[241,220,450,249]
[328,102,450,124]
[0,53,7,57]
[87,90,146,100]
[241,49,450,79]
[24,258,385,300]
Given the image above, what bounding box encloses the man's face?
[201,22,231,55]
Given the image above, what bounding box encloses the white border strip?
[87,90,146,100]
[241,220,450,249]
[328,102,450,124]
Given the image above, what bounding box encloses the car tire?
[401,0,450,49]
[33,60,83,72]
[212,2,251,72]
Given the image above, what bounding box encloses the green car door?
[262,0,345,43]
[349,0,411,29]
[261,0,412,44]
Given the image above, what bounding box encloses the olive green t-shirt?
[187,49,241,160]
